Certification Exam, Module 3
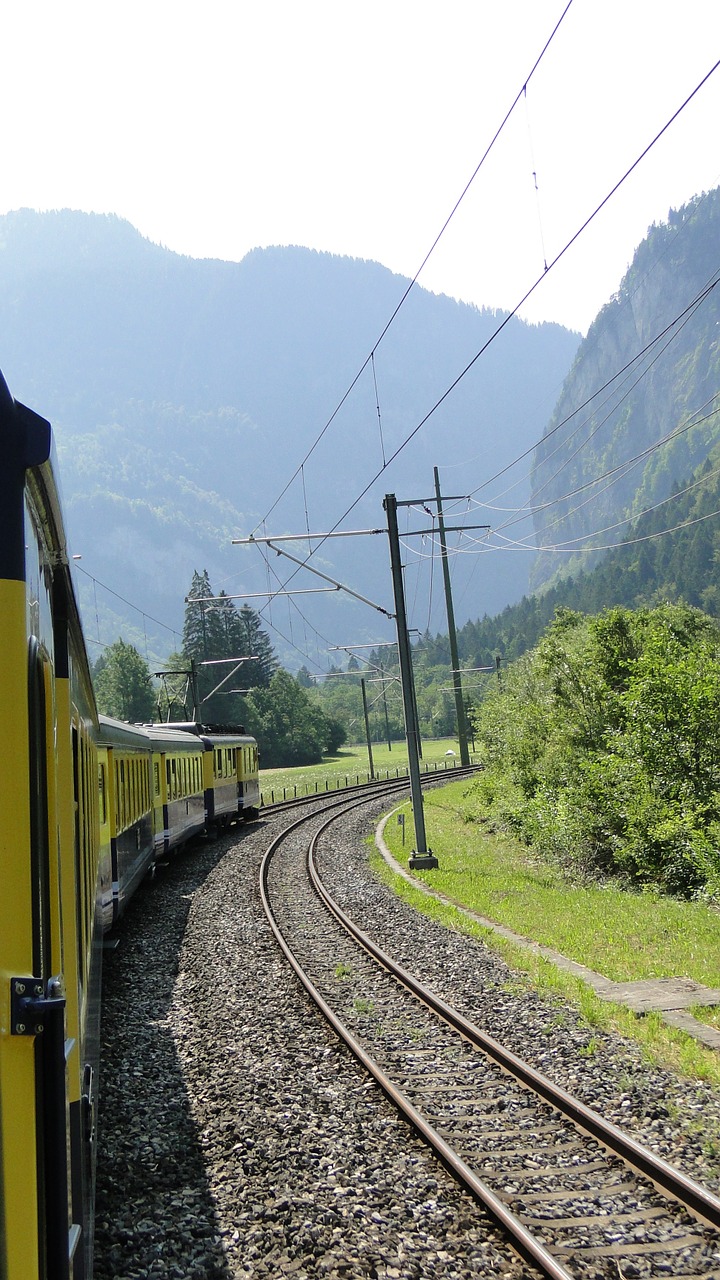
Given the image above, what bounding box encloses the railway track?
[261,789,720,1279]
[260,763,478,816]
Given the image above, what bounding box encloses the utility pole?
[384,493,437,869]
[434,466,470,767]
[378,662,392,751]
[360,677,375,780]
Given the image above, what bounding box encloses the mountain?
[529,188,720,594]
[0,209,578,669]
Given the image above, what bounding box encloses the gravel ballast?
[94,795,720,1279]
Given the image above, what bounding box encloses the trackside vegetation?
[378,789,720,1084]
[469,602,720,900]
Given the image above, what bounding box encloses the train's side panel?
[201,743,216,827]
[0,380,101,1280]
[56,620,102,1280]
[111,751,153,917]
[147,729,206,854]
[97,721,155,926]
[199,732,260,825]
[238,738,260,817]
[151,747,168,857]
[201,737,239,827]
[164,747,205,850]
[0,576,44,1280]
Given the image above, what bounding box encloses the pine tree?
[236,604,278,688]
[183,570,233,720]
[180,573,278,723]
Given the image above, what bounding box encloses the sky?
[3,0,720,336]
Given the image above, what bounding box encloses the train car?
[199,729,260,829]
[97,717,154,931]
[0,371,102,1280]
[146,724,206,857]
[236,733,260,819]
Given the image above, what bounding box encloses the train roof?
[96,719,258,753]
[142,723,206,752]
[197,732,258,749]
[97,716,155,750]
[148,721,257,749]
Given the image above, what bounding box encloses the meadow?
[259,737,471,804]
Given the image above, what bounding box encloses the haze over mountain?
[529,188,720,594]
[0,209,578,669]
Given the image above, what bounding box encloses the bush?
[471,604,720,898]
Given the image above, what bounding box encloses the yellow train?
[0,372,259,1280]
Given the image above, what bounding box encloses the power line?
[265,54,720,607]
[250,1,575,538]
[73,563,183,644]
[483,270,720,520]
[466,202,720,502]
[241,58,720,634]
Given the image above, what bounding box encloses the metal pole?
[379,662,392,751]
[434,466,470,767]
[360,678,375,780]
[190,659,201,724]
[383,494,437,868]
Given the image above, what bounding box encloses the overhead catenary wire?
[371,352,387,469]
[418,264,720,608]
[503,396,720,546]
[237,56,720,652]
[398,399,720,567]
[486,271,720,522]
[262,54,720,608]
[74,562,183,647]
[249,1,575,539]
[462,194,720,504]
[490,386,720,545]
[461,446,720,557]
[436,269,720,608]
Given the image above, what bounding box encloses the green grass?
[259,738,473,805]
[375,780,720,1083]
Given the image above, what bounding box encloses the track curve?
[262,789,720,1279]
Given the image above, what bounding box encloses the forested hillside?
[449,440,720,674]
[529,188,720,593]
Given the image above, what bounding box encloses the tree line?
[93,569,346,768]
[469,602,720,899]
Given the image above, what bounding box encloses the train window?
[120,759,126,829]
[99,763,106,825]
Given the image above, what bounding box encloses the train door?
[20,638,75,1280]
